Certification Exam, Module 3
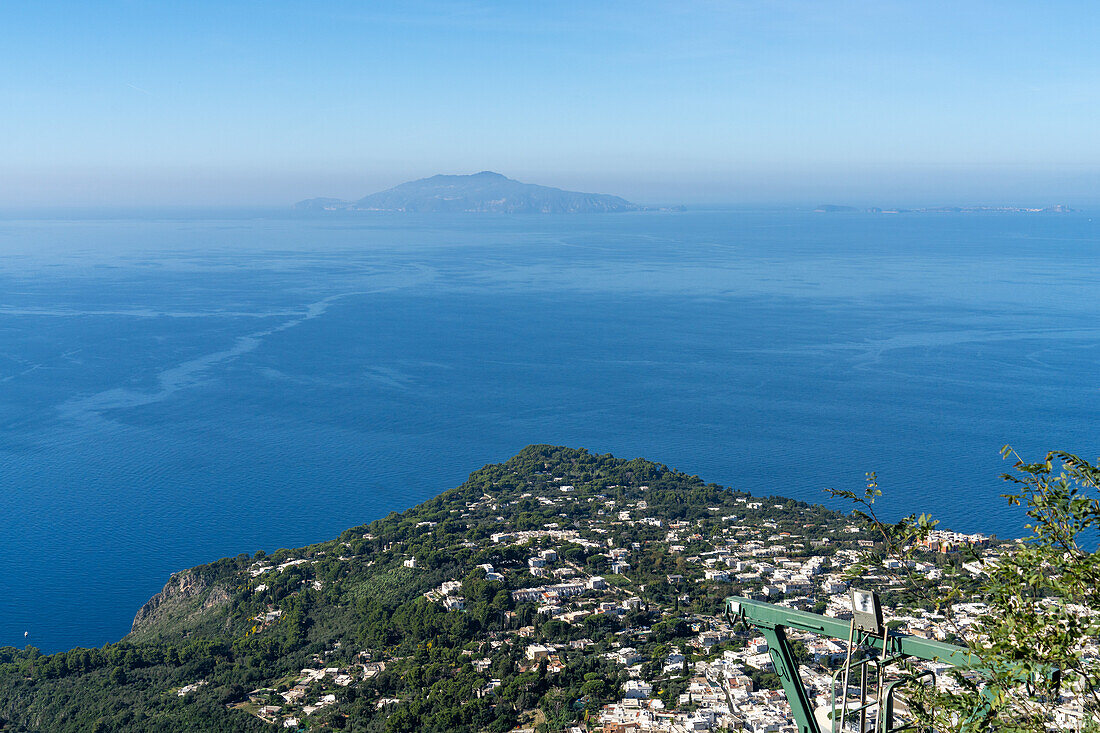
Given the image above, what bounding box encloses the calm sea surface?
[1,209,1098,652]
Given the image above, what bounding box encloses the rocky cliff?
[129,568,232,640]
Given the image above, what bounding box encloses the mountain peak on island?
[428,170,507,181]
[295,172,639,213]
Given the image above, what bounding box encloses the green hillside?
[0,446,897,732]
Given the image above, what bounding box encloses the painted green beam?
[758,623,819,733]
[725,596,977,668]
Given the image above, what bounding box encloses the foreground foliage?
[833,447,1100,732]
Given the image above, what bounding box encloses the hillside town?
[212,451,1098,733]
[10,447,1095,733]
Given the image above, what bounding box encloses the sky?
[2,0,1099,207]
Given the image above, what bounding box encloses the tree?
[831,447,1100,732]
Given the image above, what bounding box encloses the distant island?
[814,203,1074,214]
[295,171,646,213]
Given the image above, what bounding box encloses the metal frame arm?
[726,596,975,668]
[759,623,821,733]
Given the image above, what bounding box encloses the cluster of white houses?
[233,472,1095,732]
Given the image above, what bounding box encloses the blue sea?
[1,208,1098,652]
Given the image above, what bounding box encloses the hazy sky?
[3,1,1099,207]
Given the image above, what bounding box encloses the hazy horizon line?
[1,201,1095,220]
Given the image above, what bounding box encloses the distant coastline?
[814,203,1074,214]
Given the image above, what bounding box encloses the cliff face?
[129,568,232,639]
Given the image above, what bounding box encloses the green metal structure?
[725,595,976,733]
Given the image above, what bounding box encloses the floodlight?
[850,588,884,635]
